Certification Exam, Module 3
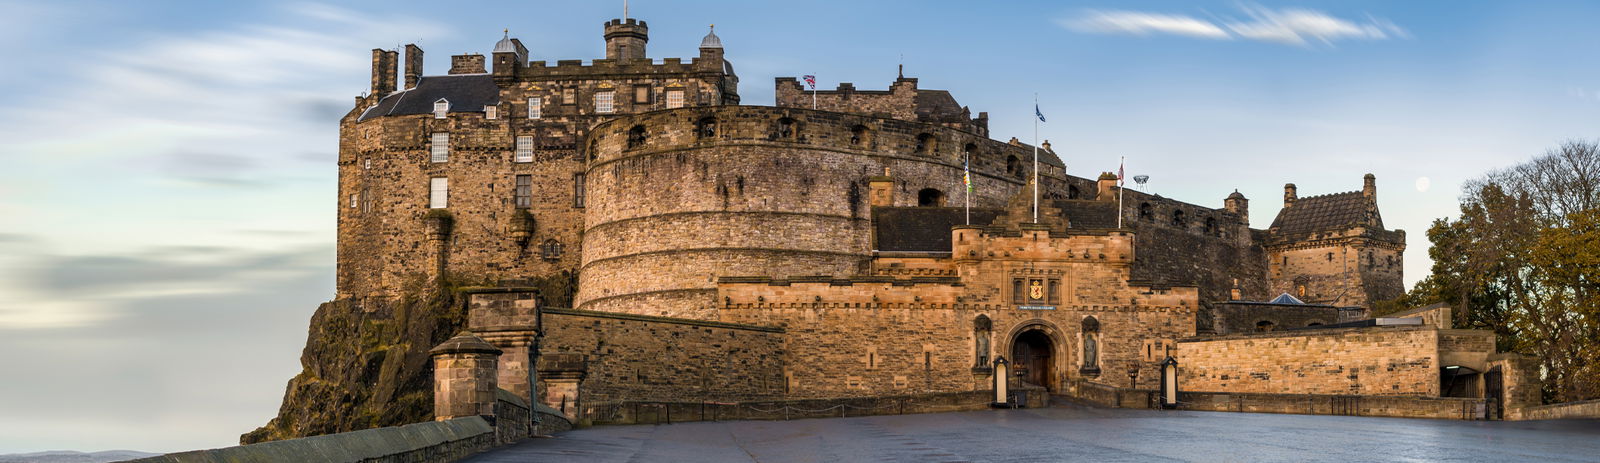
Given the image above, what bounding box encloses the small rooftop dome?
[1228,190,1246,200]
[494,29,517,53]
[700,24,722,49]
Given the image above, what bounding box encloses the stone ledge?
[543,307,784,333]
[127,416,495,463]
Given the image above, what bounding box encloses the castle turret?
[604,18,648,60]
[698,24,723,61]
[370,48,397,96]
[491,30,526,83]
[403,44,423,90]
[1225,190,1248,225]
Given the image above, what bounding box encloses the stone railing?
[579,389,1041,425]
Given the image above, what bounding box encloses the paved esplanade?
[466,404,1600,462]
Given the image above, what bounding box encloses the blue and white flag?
[1035,104,1046,123]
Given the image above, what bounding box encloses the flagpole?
[1032,93,1039,223]
[812,73,817,110]
[1117,156,1125,229]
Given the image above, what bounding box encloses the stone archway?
[1003,321,1067,393]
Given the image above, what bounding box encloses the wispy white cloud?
[1060,11,1230,39]
[1062,5,1408,47]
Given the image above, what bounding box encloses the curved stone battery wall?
[577,106,1043,319]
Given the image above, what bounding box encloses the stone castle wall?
[577,105,1067,319]
[537,308,787,415]
[1177,326,1441,396]
[1266,228,1405,307]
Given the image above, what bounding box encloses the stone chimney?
[404,44,423,89]
[370,48,397,96]
[1362,173,1377,199]
[604,18,649,60]
[1283,183,1297,207]
[430,332,502,421]
[868,169,895,207]
[1096,172,1118,201]
[450,54,487,75]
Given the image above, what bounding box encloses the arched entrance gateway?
[1011,330,1056,392]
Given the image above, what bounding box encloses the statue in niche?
[974,315,992,367]
[1083,333,1098,369]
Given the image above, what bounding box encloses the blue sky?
[0,0,1596,454]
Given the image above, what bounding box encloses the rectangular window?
[515,175,532,208]
[633,85,651,104]
[527,97,542,119]
[483,105,497,119]
[573,173,586,208]
[430,132,449,162]
[1047,279,1060,304]
[360,188,371,213]
[515,136,534,163]
[665,90,685,109]
[562,88,576,105]
[349,193,357,209]
[1012,278,1025,303]
[595,91,614,114]
[433,100,448,118]
[429,177,448,208]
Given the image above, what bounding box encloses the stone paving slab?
[464,403,1600,462]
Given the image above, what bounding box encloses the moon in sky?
[1415,176,1431,192]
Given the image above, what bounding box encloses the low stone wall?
[1516,399,1600,421]
[1066,379,1487,420]
[124,417,496,463]
[1179,391,1486,420]
[580,389,1031,425]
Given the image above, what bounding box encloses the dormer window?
[433,99,449,119]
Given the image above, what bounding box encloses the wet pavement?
[464,402,1600,462]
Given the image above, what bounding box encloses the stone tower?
[1264,174,1405,307]
[604,18,648,60]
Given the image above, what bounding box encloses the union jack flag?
[803,75,816,90]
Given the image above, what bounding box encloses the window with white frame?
[433,99,449,118]
[515,175,532,208]
[430,133,448,162]
[515,136,534,163]
[527,97,542,119]
[665,90,684,109]
[484,105,497,119]
[429,177,448,208]
[595,91,614,114]
[349,194,358,208]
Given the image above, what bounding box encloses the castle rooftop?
[358,74,499,122]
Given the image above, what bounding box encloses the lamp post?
[1160,356,1180,409]
[1127,364,1140,388]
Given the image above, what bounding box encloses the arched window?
[1068,185,1081,199]
[850,125,870,147]
[1171,210,1187,227]
[915,133,936,154]
[1006,155,1021,177]
[918,188,946,207]
[1256,320,1276,332]
[775,117,796,140]
[1138,203,1153,221]
[626,125,647,149]
[696,116,717,139]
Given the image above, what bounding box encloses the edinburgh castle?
[245,13,1539,442]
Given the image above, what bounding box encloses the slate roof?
[873,207,1002,252]
[358,74,501,122]
[913,90,962,121]
[1268,191,1379,236]
[1268,293,1306,305]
